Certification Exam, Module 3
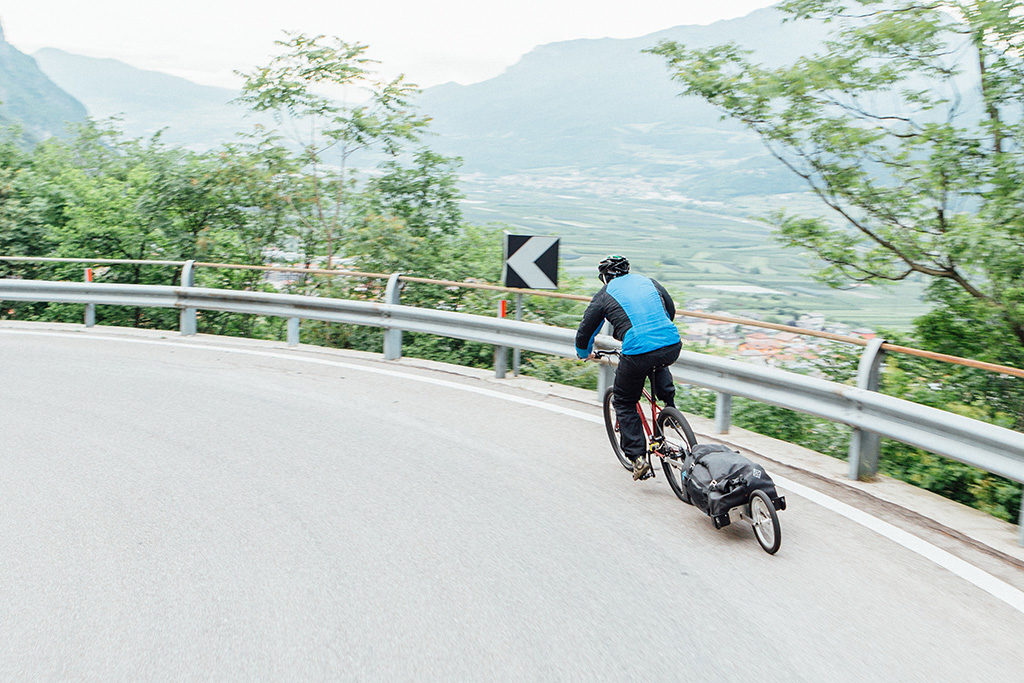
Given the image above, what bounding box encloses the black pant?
[613,342,681,460]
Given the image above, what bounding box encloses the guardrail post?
[287,317,300,346]
[595,323,615,400]
[179,260,197,336]
[494,300,508,378]
[83,268,95,327]
[512,292,523,376]
[849,337,886,480]
[597,362,614,399]
[1019,495,1023,546]
[715,393,732,434]
[383,272,403,360]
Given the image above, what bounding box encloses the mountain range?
[12,6,827,197]
[416,5,831,197]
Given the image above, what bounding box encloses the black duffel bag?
[683,444,781,527]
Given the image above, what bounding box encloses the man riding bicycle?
[576,255,682,480]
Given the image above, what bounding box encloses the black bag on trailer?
[683,444,781,525]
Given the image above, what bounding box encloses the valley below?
[459,173,928,331]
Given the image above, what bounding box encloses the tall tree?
[235,33,429,267]
[648,0,1024,364]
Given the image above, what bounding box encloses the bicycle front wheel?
[602,388,634,471]
[656,407,697,502]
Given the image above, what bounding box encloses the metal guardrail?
[5,255,1024,379]
[2,275,1023,543]
[0,279,576,356]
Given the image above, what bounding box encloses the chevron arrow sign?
[502,234,559,289]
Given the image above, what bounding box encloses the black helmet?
[598,255,629,283]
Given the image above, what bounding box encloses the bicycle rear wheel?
[656,407,697,502]
[602,388,634,471]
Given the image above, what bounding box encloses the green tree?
[344,150,465,276]
[648,1,1024,369]
[0,126,56,267]
[362,150,464,242]
[205,130,302,267]
[235,33,429,267]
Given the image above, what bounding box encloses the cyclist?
[576,255,681,480]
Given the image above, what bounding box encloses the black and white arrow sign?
[503,234,559,289]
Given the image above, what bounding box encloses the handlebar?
[590,349,621,359]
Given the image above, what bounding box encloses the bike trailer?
[683,444,786,529]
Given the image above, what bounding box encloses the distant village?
[680,298,877,370]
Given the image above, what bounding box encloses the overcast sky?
[2,1,777,89]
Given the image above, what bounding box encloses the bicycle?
[591,349,784,554]
[591,349,697,502]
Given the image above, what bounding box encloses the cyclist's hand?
[587,352,600,361]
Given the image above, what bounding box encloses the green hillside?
[0,22,86,144]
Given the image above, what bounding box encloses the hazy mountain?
[32,48,264,149]
[0,20,86,144]
[416,6,831,198]
[27,6,825,196]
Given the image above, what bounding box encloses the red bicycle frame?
[595,349,667,458]
[636,386,660,441]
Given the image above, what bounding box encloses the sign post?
[513,293,523,376]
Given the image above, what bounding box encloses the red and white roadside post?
[494,299,508,378]
[84,268,95,327]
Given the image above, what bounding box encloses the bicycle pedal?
[633,465,654,481]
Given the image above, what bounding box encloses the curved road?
[1,327,1022,679]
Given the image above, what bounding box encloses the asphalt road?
[1,328,1022,680]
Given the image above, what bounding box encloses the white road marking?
[770,475,1024,614]
[4,327,1024,614]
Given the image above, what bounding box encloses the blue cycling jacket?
[575,273,680,357]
